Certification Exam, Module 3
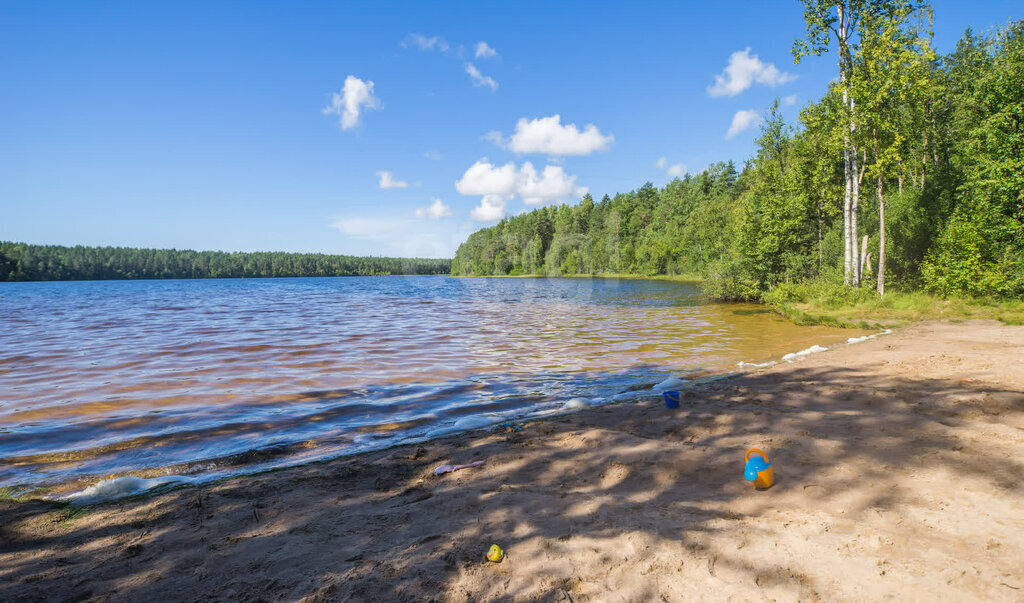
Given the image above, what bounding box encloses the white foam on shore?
[652,377,688,392]
[65,475,195,505]
[847,329,892,344]
[612,390,647,402]
[453,415,499,431]
[740,329,891,369]
[781,344,829,363]
[564,398,590,410]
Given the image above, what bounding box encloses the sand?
[2,320,1023,602]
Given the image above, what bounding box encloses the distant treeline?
[453,15,1024,301]
[452,164,741,279]
[0,242,451,281]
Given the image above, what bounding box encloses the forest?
[0,242,450,281]
[452,5,1024,303]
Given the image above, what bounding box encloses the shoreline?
[3,320,1023,601]
[450,274,1024,328]
[449,272,704,283]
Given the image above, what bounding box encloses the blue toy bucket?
[662,390,681,408]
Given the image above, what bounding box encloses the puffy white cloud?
[456,158,588,221]
[726,109,761,139]
[402,34,449,52]
[783,94,798,106]
[455,159,518,197]
[517,162,586,205]
[498,115,614,156]
[465,63,498,90]
[322,76,381,130]
[415,198,453,219]
[470,195,507,222]
[708,48,796,97]
[656,157,687,178]
[377,170,408,189]
[475,41,497,59]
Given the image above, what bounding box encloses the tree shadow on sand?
[2,363,1023,601]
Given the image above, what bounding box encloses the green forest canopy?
[452,12,1024,301]
[0,242,450,281]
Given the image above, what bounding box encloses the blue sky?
[1,1,1019,258]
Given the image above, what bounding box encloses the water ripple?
[0,276,866,493]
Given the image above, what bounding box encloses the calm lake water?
[0,276,867,496]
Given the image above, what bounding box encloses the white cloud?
[708,48,796,97]
[493,115,613,156]
[465,63,498,90]
[455,159,519,197]
[456,158,588,221]
[783,94,798,106]
[517,162,587,205]
[726,109,761,139]
[402,34,449,52]
[424,150,442,161]
[322,76,381,131]
[416,198,453,219]
[377,170,408,189]
[470,195,507,222]
[656,157,687,178]
[475,41,497,59]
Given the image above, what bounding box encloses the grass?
[0,485,49,502]
[52,503,91,524]
[766,288,1024,329]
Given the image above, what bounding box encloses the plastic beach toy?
[744,448,774,489]
[486,544,505,563]
[663,391,681,409]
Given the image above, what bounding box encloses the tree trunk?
[843,142,853,285]
[877,174,886,297]
[850,132,861,286]
[860,234,869,284]
[838,3,854,287]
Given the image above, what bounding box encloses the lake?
[0,276,868,498]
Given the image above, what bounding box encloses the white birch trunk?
[877,175,886,297]
[850,124,861,286]
[843,141,853,285]
[860,235,869,281]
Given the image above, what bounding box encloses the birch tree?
[854,3,934,296]
[794,1,863,286]
[794,1,923,287]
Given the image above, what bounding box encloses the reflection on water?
[0,276,868,492]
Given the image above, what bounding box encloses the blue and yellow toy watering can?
[744,448,774,489]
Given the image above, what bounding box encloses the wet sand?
[2,320,1023,602]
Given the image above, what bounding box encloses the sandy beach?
[2,320,1023,602]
